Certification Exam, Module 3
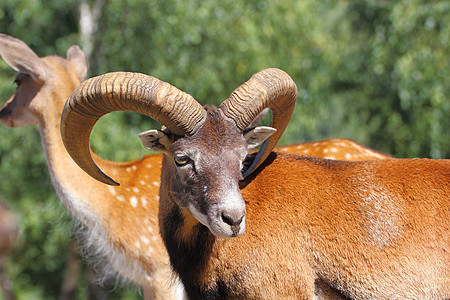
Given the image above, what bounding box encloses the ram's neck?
[158,159,217,297]
[160,201,218,298]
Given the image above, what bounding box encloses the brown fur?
[161,151,449,299]
[155,108,447,299]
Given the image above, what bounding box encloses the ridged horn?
[61,72,206,185]
[219,68,297,177]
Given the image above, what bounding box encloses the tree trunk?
[79,0,106,66]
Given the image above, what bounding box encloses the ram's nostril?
[222,213,233,226]
[222,212,244,227]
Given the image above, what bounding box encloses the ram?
[62,69,449,300]
[0,34,391,299]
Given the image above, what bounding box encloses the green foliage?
[323,0,450,158]
[90,0,448,157]
[0,0,448,299]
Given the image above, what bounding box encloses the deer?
[0,34,395,300]
[0,33,180,300]
[61,68,449,300]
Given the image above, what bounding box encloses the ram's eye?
[174,155,190,167]
[13,78,21,87]
[13,74,27,87]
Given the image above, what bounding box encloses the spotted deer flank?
[278,138,391,160]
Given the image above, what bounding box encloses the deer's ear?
[0,34,49,82]
[244,126,276,149]
[66,45,88,80]
[139,129,173,154]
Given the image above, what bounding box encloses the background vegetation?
[0,0,448,298]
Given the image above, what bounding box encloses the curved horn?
[61,72,206,185]
[219,68,297,177]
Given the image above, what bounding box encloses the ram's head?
[61,68,297,237]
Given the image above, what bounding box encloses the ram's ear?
[139,129,173,154]
[244,126,277,149]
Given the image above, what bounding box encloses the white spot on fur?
[330,147,338,153]
[134,241,141,249]
[130,196,138,208]
[345,153,352,159]
[107,185,117,195]
[302,149,309,154]
[152,181,159,187]
[126,167,132,172]
[141,196,148,207]
[132,187,139,193]
[141,236,150,245]
[147,164,152,168]
[132,165,137,170]
[372,152,386,159]
[140,180,146,185]
[324,156,335,159]
[116,195,125,202]
[350,142,369,154]
[296,145,303,149]
[323,148,329,153]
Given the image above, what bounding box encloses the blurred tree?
[323,0,449,158]
[0,0,448,299]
